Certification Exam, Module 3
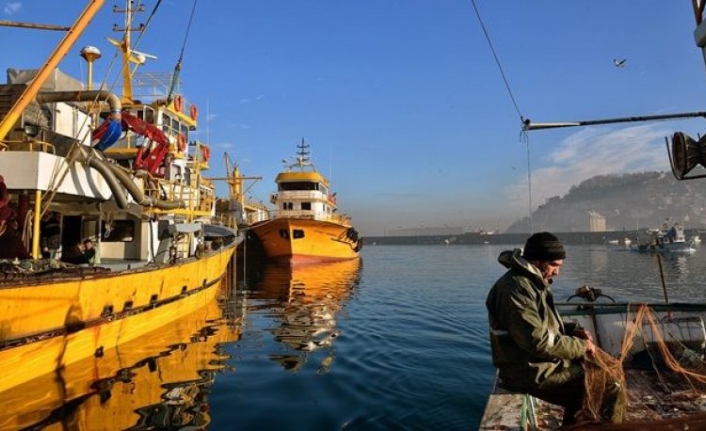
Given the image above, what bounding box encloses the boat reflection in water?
[249,258,362,373]
[0,278,242,431]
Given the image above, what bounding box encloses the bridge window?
[279,182,319,191]
[301,202,311,210]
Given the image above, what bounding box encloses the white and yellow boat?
[249,141,362,264]
[0,1,239,394]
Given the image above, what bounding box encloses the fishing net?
[568,304,706,430]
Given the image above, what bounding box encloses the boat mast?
[112,1,145,104]
[295,139,312,169]
[0,0,106,142]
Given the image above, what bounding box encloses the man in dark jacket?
[486,232,622,426]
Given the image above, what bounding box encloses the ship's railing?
[142,176,215,215]
[211,213,238,230]
[0,139,56,154]
[270,190,327,202]
[250,209,351,225]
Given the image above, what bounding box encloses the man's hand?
[585,339,596,356]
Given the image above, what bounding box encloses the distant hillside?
[505,171,706,233]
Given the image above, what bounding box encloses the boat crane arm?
[522,111,706,131]
[0,20,71,31]
[0,0,106,143]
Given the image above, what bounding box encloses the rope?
[469,0,523,122]
[142,0,163,31]
[22,209,33,250]
[470,0,533,232]
[521,131,533,234]
[168,0,198,102]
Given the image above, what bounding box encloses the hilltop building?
[589,211,606,232]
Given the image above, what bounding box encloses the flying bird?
[613,58,627,68]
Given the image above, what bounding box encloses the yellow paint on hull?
[253,259,360,369]
[251,218,360,264]
[0,290,240,430]
[0,244,235,394]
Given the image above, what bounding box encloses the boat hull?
[631,241,695,253]
[0,293,240,430]
[250,218,361,264]
[0,242,236,394]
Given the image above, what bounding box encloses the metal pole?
[522,111,706,131]
[656,253,669,305]
[32,190,41,258]
[0,20,71,31]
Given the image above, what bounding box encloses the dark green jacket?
[486,249,586,387]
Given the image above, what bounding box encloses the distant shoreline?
[364,229,704,246]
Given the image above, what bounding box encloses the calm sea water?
[4,243,706,430]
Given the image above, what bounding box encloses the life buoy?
[177,133,187,152]
[202,145,210,162]
[190,104,198,121]
[173,95,184,112]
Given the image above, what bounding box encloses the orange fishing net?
[571,304,706,429]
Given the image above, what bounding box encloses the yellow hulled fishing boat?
[0,1,239,394]
[249,141,362,264]
[0,279,242,430]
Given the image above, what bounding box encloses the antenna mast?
[112,1,145,103]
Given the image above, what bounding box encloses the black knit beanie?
[522,232,566,261]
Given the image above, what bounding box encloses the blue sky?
[2,1,706,236]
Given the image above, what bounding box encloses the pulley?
[669,131,706,180]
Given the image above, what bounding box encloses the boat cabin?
[271,171,338,221]
[0,68,218,266]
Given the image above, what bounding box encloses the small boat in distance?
[630,221,695,253]
[249,140,362,265]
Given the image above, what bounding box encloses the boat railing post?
[31,190,42,258]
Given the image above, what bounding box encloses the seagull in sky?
[613,58,627,68]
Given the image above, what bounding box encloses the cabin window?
[282,202,293,210]
[180,123,189,141]
[292,229,305,239]
[139,107,155,123]
[162,115,172,134]
[279,229,290,240]
[101,220,135,242]
[171,165,183,182]
[301,202,312,210]
[279,182,318,191]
